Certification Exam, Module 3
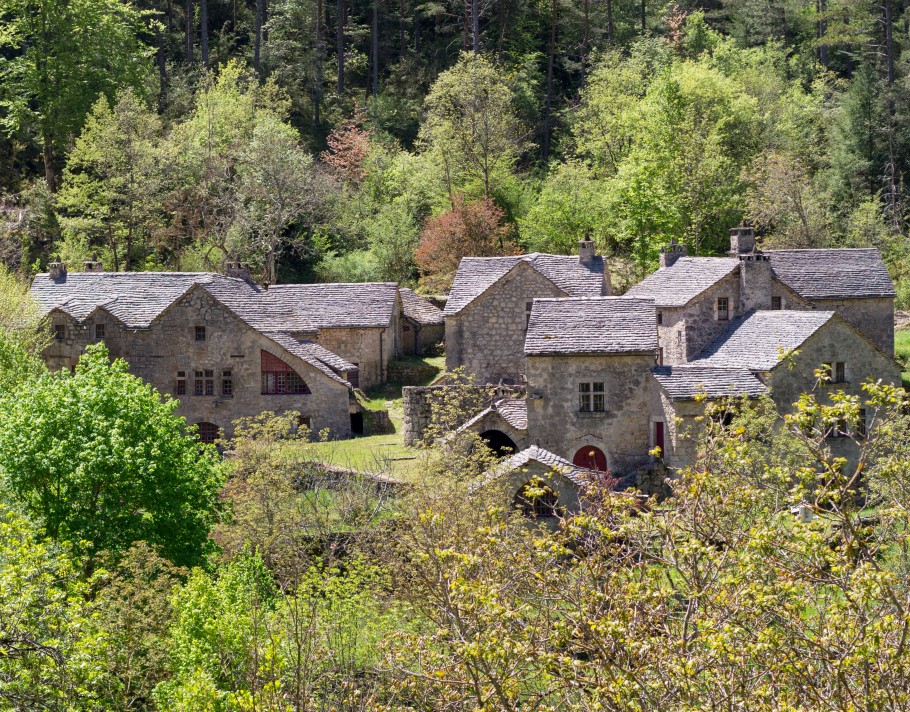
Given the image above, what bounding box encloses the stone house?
[31,264,366,441]
[626,228,895,361]
[456,398,529,455]
[523,297,659,476]
[398,288,444,355]
[261,282,402,390]
[444,240,611,383]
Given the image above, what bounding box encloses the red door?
[573,446,607,471]
[654,421,665,458]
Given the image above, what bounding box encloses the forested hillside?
[2,0,910,294]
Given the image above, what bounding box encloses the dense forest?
[2,0,910,295]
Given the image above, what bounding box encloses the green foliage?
[0,262,47,392]
[0,343,224,567]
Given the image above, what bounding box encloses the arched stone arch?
[195,421,220,445]
[480,429,517,457]
[513,479,561,519]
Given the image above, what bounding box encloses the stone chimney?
[659,238,688,269]
[48,261,67,281]
[578,237,596,265]
[224,261,252,282]
[728,226,756,255]
[83,259,103,272]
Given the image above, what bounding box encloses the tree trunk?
[606,0,613,45]
[884,0,895,85]
[42,134,57,193]
[185,0,193,64]
[471,0,479,51]
[640,0,646,33]
[156,23,168,109]
[579,0,589,76]
[542,0,556,161]
[263,0,269,43]
[315,0,324,124]
[816,0,828,67]
[337,0,345,94]
[254,0,263,73]
[371,0,379,96]
[200,0,209,68]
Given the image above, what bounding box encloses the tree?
[0,343,224,568]
[57,91,163,272]
[415,195,517,291]
[0,262,47,393]
[0,0,152,191]
[419,52,527,197]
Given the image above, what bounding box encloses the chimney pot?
[729,226,756,255]
[225,260,253,283]
[82,259,103,273]
[48,261,67,281]
[578,238,596,265]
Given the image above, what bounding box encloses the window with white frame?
[578,382,605,412]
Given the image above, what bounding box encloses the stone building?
[398,288,444,355]
[30,264,382,441]
[443,240,611,383]
[261,282,402,389]
[627,228,896,361]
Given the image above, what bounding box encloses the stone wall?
[403,384,521,445]
[805,296,895,356]
[399,321,444,356]
[445,261,567,382]
[43,286,353,440]
[525,353,658,476]
[316,323,397,390]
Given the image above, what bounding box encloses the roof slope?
[263,282,399,329]
[767,248,895,300]
[444,253,606,315]
[459,398,529,433]
[651,365,769,401]
[525,297,657,356]
[625,257,740,307]
[478,445,597,489]
[692,310,835,371]
[399,288,444,325]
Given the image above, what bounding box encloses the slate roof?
[766,249,895,300]
[476,445,598,490]
[459,398,529,433]
[651,365,769,401]
[525,297,657,356]
[444,253,607,315]
[263,282,400,329]
[692,310,835,371]
[30,271,354,386]
[625,257,740,307]
[399,288,444,325]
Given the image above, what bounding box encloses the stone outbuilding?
[444,240,611,383]
[398,288,444,355]
[32,267,357,441]
[456,397,529,456]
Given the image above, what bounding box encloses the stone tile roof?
[766,248,895,300]
[525,297,657,356]
[476,445,597,491]
[625,257,740,307]
[263,282,400,329]
[261,331,355,385]
[651,365,769,401]
[399,288,444,325]
[459,398,528,433]
[692,310,835,371]
[30,271,354,386]
[444,253,607,315]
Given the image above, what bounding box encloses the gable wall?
[526,353,658,475]
[316,324,394,390]
[807,297,894,356]
[43,289,352,439]
[445,264,567,382]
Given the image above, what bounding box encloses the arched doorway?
[196,421,219,445]
[480,429,517,457]
[573,445,607,471]
[514,481,561,519]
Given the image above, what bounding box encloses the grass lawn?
[895,329,910,389]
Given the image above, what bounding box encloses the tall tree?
[0,0,152,191]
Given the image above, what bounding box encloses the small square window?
[835,362,846,384]
[771,296,782,310]
[717,297,729,321]
[95,323,105,340]
[403,323,411,332]
[578,382,605,412]
[195,326,206,342]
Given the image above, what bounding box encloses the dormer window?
[716,297,729,321]
[53,324,65,341]
[771,296,782,310]
[195,326,206,342]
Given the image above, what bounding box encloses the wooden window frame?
[579,382,606,412]
[195,325,206,342]
[771,296,782,310]
[221,370,233,397]
[261,350,311,395]
[53,324,65,341]
[176,371,186,396]
[95,323,105,340]
[716,297,729,321]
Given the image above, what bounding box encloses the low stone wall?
[403,384,524,446]
[387,360,440,386]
